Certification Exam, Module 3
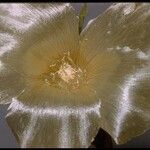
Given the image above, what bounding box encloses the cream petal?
[80,3,150,144]
[0,64,25,104]
[6,86,101,148]
[0,3,79,104]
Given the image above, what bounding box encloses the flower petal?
[0,3,79,104]
[80,3,150,144]
[6,86,101,148]
[0,63,25,104]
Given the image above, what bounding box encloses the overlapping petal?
[80,3,150,144]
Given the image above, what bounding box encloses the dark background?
[0,3,150,148]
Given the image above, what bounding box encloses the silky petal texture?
[6,87,101,148]
[0,64,25,104]
[0,3,79,104]
[0,3,101,148]
[80,3,150,144]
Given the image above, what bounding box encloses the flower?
[0,3,150,148]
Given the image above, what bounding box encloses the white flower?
[0,3,150,148]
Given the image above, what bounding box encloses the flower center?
[57,63,78,83]
[42,51,87,91]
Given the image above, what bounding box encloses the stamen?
[42,51,87,91]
